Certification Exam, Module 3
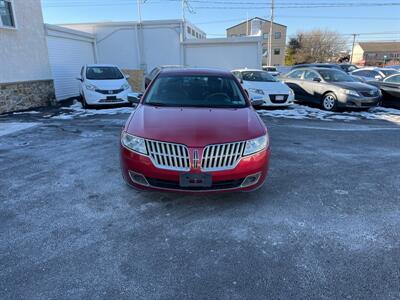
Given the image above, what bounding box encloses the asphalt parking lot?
[1,105,400,299]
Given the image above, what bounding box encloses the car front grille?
[201,141,246,171]
[145,140,190,171]
[95,88,124,95]
[360,90,379,97]
[269,94,289,103]
[146,177,245,191]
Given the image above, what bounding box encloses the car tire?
[81,94,91,109]
[321,92,338,111]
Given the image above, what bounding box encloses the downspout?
[93,36,99,63]
[180,21,186,66]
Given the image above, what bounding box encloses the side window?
[367,71,379,78]
[304,70,319,81]
[385,75,400,83]
[353,70,366,76]
[288,70,304,79]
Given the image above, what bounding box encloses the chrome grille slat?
[201,141,246,171]
[145,140,190,171]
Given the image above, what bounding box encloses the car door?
[302,70,324,103]
[381,75,400,99]
[283,69,306,99]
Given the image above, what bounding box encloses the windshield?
[242,71,277,82]
[318,69,355,82]
[144,75,247,108]
[380,69,399,77]
[86,67,124,80]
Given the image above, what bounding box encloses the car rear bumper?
[84,89,131,105]
[120,146,270,193]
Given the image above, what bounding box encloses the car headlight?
[340,88,359,97]
[243,134,269,156]
[248,88,264,95]
[85,83,97,91]
[121,132,147,155]
[121,83,130,90]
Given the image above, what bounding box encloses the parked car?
[291,63,343,71]
[368,73,400,108]
[77,64,132,108]
[350,67,399,82]
[388,65,400,71]
[121,68,270,192]
[262,65,280,76]
[339,63,358,73]
[283,67,381,111]
[145,65,184,88]
[232,69,294,107]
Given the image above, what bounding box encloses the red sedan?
[120,68,271,192]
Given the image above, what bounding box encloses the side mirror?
[76,77,83,82]
[125,75,130,79]
[127,92,142,104]
[313,77,321,82]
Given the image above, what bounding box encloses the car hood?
[86,78,127,90]
[331,81,379,91]
[243,80,290,93]
[126,105,266,147]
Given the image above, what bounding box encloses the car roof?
[159,67,233,77]
[289,67,341,72]
[86,64,118,68]
[232,69,264,72]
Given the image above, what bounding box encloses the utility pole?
[182,0,186,22]
[268,0,274,66]
[350,33,357,64]
[246,12,249,35]
[137,0,142,23]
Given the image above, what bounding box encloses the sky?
[41,0,400,48]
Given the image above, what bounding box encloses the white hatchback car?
[78,64,132,108]
[232,69,294,107]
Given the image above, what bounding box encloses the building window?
[274,48,280,55]
[187,26,192,35]
[263,33,269,40]
[262,48,268,57]
[0,0,15,28]
[274,32,281,39]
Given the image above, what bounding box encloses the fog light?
[129,171,150,186]
[241,173,261,188]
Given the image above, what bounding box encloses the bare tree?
[290,29,347,64]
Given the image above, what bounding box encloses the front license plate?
[179,173,212,188]
[106,96,117,100]
[275,95,285,101]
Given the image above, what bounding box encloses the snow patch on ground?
[53,101,134,119]
[258,104,400,124]
[0,122,40,137]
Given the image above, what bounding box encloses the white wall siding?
[0,0,52,83]
[184,38,262,71]
[46,26,96,100]
[95,26,140,70]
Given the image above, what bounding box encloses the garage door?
[47,36,95,101]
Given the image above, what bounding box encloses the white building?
[0,0,54,114]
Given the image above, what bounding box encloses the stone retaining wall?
[0,80,55,114]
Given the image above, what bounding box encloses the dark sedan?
[368,74,400,109]
[283,67,381,111]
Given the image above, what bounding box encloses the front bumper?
[84,89,131,105]
[252,93,294,107]
[120,146,270,193]
[337,94,381,108]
